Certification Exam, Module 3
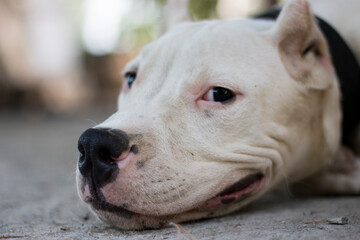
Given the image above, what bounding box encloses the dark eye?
[204,87,235,103]
[125,72,136,88]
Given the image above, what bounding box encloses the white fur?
[77,0,359,229]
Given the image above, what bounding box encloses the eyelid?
[121,65,138,77]
[122,69,137,77]
[124,71,136,77]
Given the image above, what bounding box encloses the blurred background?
[8,1,354,239]
[0,0,279,117]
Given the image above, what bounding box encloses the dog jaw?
[77,166,269,230]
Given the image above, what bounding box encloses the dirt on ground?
[1,112,359,240]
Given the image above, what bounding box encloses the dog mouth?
[199,172,265,210]
[81,172,265,225]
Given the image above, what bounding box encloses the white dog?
[76,0,360,230]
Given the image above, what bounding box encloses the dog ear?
[161,0,192,33]
[274,0,334,90]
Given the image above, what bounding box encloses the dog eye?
[204,87,235,103]
[125,72,137,88]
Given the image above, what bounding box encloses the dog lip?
[82,175,136,218]
[82,173,265,223]
[88,196,135,218]
[198,172,265,210]
[217,172,264,196]
[87,191,137,219]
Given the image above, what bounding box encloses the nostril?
[77,142,89,175]
[78,143,85,157]
[78,143,85,163]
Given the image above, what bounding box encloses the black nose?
[77,128,130,186]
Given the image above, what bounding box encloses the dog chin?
[91,192,264,230]
[80,173,266,230]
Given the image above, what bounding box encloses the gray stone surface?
[1,112,359,240]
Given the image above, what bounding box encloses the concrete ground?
[1,111,359,240]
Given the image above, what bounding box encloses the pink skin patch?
[113,151,134,169]
[199,176,265,210]
[83,184,91,203]
[80,151,134,206]
[319,57,333,72]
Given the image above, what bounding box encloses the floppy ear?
[275,0,334,90]
[161,0,192,33]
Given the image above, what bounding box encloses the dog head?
[76,0,341,229]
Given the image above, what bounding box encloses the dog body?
[76,0,360,229]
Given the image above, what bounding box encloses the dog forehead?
[142,19,275,58]
[135,19,278,87]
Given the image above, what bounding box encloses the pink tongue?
[199,177,265,210]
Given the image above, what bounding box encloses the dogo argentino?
[76,0,360,230]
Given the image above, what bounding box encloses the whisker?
[86,118,98,127]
